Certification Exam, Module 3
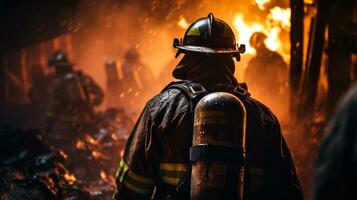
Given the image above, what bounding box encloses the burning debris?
[0,106,133,200]
[0,127,90,199]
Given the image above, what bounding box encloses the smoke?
[63,1,318,198]
[68,0,274,85]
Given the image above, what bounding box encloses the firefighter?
[314,84,357,200]
[45,51,104,141]
[121,48,154,107]
[105,59,122,107]
[114,14,303,200]
[245,32,288,119]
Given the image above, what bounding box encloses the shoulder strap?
[164,80,208,112]
[162,81,207,196]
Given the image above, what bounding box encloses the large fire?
[178,17,189,29]
[176,2,291,60]
[233,6,290,59]
[255,0,271,10]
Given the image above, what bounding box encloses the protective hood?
[172,54,238,89]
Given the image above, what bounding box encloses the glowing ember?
[255,0,271,10]
[85,135,98,145]
[268,7,291,30]
[76,140,86,150]
[111,133,118,140]
[92,150,101,159]
[100,170,108,181]
[178,17,189,29]
[59,150,68,160]
[64,172,76,184]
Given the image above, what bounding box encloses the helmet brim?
[176,45,241,54]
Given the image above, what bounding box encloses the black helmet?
[173,13,245,61]
[48,51,72,67]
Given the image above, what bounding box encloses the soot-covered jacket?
[114,81,303,200]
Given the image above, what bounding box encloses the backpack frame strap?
[162,81,207,196]
[165,81,207,112]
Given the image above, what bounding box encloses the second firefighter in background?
[46,51,104,146]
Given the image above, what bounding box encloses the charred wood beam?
[326,0,355,117]
[290,0,304,119]
[299,0,328,119]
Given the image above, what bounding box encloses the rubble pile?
[0,108,133,200]
[0,127,89,199]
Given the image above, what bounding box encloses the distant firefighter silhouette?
[45,51,104,143]
[120,48,154,107]
[245,32,288,118]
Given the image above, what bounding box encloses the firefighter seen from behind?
[114,13,303,200]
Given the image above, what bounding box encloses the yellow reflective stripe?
[116,159,129,183]
[159,163,187,185]
[123,180,152,194]
[159,163,187,172]
[160,176,182,185]
[187,26,200,35]
[116,159,155,194]
[120,159,125,167]
[127,171,155,185]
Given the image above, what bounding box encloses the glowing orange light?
[255,0,271,10]
[92,150,101,159]
[59,150,68,160]
[76,140,85,150]
[120,149,124,157]
[100,170,108,181]
[304,0,315,4]
[268,7,291,30]
[85,135,97,145]
[64,172,76,184]
[178,17,189,29]
[234,14,265,54]
[233,5,290,56]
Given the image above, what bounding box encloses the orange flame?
[255,0,271,10]
[59,150,68,160]
[64,172,76,184]
[85,135,98,145]
[177,17,189,29]
[76,140,86,150]
[234,15,266,54]
[268,7,291,30]
[92,150,102,159]
[100,170,108,181]
[233,6,290,59]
